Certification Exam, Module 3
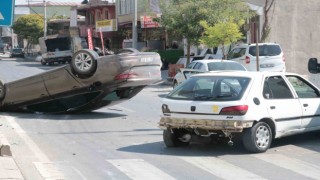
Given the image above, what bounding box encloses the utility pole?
[43,0,47,39]
[27,0,47,38]
[132,0,137,49]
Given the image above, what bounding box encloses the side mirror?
[308,58,320,74]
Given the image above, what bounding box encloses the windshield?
[13,49,23,53]
[207,62,246,71]
[167,76,251,101]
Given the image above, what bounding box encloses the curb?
[0,134,12,156]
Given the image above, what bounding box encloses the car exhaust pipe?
[179,134,192,142]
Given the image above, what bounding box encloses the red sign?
[140,16,160,28]
[87,28,93,50]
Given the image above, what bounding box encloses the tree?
[261,0,276,42]
[159,0,253,64]
[200,20,244,59]
[12,14,44,46]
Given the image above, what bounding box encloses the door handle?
[270,106,275,109]
[303,104,308,107]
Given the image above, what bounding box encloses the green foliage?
[158,0,254,63]
[151,49,184,64]
[12,14,44,44]
[200,20,244,48]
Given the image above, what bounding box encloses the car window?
[286,75,320,98]
[167,76,251,101]
[12,49,23,53]
[249,45,281,56]
[193,62,202,70]
[227,48,246,59]
[263,76,293,99]
[186,62,196,69]
[207,62,246,71]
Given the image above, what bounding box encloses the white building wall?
[263,0,320,86]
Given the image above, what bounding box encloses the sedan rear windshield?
[167,76,251,101]
[207,62,246,71]
[249,45,281,56]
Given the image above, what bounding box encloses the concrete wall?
[263,0,320,86]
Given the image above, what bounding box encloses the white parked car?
[227,43,285,72]
[173,60,247,88]
[159,71,320,153]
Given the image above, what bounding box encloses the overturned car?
[0,48,162,113]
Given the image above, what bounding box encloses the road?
[0,56,320,180]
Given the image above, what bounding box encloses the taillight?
[219,105,248,115]
[245,56,250,64]
[282,54,285,62]
[114,72,138,80]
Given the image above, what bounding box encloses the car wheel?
[0,80,5,100]
[163,128,190,147]
[242,122,272,153]
[41,59,46,65]
[71,50,97,78]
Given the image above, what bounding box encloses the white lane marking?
[253,154,320,180]
[3,115,66,179]
[181,156,267,180]
[107,159,176,180]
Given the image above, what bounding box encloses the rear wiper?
[194,95,215,100]
[216,94,234,98]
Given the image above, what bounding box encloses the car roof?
[193,59,241,64]
[232,43,280,48]
[192,71,298,78]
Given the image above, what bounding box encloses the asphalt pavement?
[0,54,171,179]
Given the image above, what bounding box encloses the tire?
[242,122,272,153]
[0,80,5,100]
[71,50,97,78]
[163,128,190,147]
[41,59,46,65]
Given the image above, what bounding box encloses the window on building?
[105,10,109,19]
[119,0,132,15]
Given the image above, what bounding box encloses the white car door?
[286,75,320,129]
[262,75,303,135]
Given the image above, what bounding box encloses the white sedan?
[173,59,247,88]
[159,71,320,153]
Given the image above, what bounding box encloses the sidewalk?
[0,132,24,179]
[0,157,24,179]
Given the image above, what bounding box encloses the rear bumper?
[159,117,254,132]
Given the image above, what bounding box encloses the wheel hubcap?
[75,53,93,72]
[255,125,270,149]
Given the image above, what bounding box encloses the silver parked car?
[173,59,247,88]
[0,48,162,113]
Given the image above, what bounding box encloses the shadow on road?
[0,111,127,121]
[118,131,320,156]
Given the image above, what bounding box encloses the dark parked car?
[0,48,162,113]
[10,48,25,58]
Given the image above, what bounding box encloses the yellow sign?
[212,105,219,113]
[95,19,117,32]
